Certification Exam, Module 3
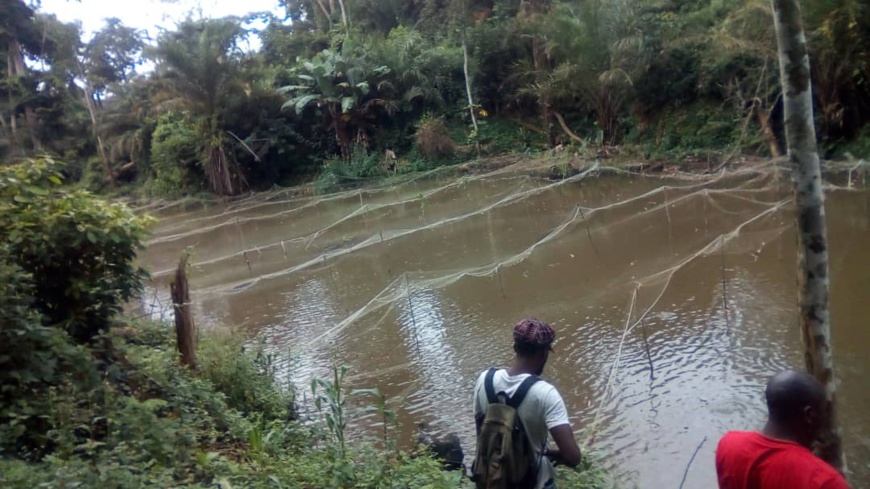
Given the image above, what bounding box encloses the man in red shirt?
[716,370,849,489]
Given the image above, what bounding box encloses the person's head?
[765,370,828,448]
[512,318,556,376]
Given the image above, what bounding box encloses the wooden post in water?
[171,251,196,369]
[771,0,842,470]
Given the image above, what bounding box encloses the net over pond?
[138,161,870,487]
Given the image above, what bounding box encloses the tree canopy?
[1,0,868,195]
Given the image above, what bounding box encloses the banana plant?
[280,49,388,159]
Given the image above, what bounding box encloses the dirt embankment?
[128,150,868,215]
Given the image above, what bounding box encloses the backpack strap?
[483,367,498,405]
[506,375,539,409]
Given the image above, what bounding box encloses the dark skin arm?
[546,424,582,468]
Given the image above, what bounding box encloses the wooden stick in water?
[641,317,655,381]
[577,205,600,257]
[405,275,421,353]
[678,436,708,489]
[720,236,728,307]
[243,250,252,276]
[495,267,507,299]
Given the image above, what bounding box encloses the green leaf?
[86,232,97,243]
[292,94,321,114]
[24,186,49,196]
[13,194,32,203]
[341,97,356,112]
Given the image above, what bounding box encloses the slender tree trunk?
[7,49,18,156]
[313,0,332,27]
[337,0,348,28]
[462,37,479,135]
[462,38,482,156]
[771,0,843,471]
[81,76,116,185]
[8,39,41,151]
[170,252,196,369]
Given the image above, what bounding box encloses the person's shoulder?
[718,430,758,445]
[474,368,500,390]
[805,455,850,489]
[473,369,490,387]
[528,378,562,400]
[716,431,760,456]
[819,468,850,489]
[532,377,557,390]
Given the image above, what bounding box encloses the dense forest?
[2,0,869,197]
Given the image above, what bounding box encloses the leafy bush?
[477,118,548,154]
[314,148,387,193]
[0,252,92,456]
[0,158,152,343]
[197,334,294,422]
[79,156,110,193]
[629,102,744,157]
[147,114,202,196]
[829,124,870,159]
[416,116,457,161]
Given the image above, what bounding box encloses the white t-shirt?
[473,369,571,489]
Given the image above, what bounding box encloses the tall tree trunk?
[8,39,41,152]
[462,37,482,156]
[771,0,843,471]
[81,76,116,185]
[337,0,348,28]
[7,49,19,156]
[462,37,479,136]
[313,0,332,28]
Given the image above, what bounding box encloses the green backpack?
[472,368,541,489]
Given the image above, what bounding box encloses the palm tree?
[150,18,253,195]
[507,0,643,145]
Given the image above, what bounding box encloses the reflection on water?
[138,163,870,487]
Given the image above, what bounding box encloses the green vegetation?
[0,157,613,487]
[1,0,867,197]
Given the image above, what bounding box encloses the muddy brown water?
[138,163,870,487]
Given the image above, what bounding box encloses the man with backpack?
[472,318,582,489]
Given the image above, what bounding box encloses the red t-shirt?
[716,431,849,489]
